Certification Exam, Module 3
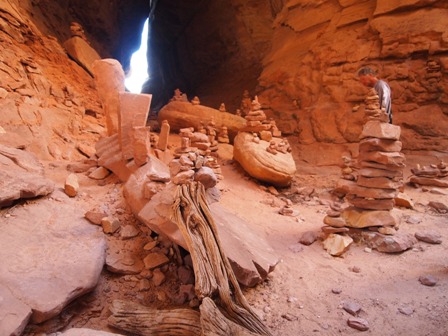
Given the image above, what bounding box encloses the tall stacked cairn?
[322,88,406,255]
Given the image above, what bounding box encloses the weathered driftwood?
[200,297,260,336]
[108,299,201,336]
[173,182,272,336]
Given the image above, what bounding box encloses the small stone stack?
[340,156,356,181]
[206,118,219,153]
[239,96,282,144]
[409,161,448,188]
[217,126,230,144]
[363,88,389,123]
[169,127,221,186]
[239,96,271,133]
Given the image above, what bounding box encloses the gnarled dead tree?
[173,182,272,336]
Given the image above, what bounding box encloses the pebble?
[332,288,342,294]
[405,215,422,225]
[349,266,361,273]
[347,317,369,331]
[342,302,362,316]
[287,296,298,303]
[398,306,414,315]
[299,231,318,246]
[364,247,372,253]
[288,243,304,253]
[281,313,298,321]
[419,275,438,287]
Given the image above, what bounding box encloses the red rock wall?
[258,0,448,152]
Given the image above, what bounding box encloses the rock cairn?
[239,96,284,152]
[347,88,404,210]
[321,88,409,256]
[217,126,229,144]
[240,89,252,117]
[169,127,221,186]
[409,160,448,188]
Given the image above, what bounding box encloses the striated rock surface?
[0,191,106,323]
[234,132,296,187]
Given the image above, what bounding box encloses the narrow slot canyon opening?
[125,18,149,94]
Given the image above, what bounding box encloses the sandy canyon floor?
[20,138,448,336]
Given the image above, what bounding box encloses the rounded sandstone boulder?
[233,132,296,187]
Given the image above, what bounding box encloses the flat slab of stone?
[158,101,246,138]
[360,121,401,140]
[0,146,55,208]
[234,132,296,187]
[0,191,106,323]
[410,176,448,188]
[63,36,101,76]
[341,207,397,228]
[0,284,32,336]
[137,184,279,287]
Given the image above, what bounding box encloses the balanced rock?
[234,132,296,187]
[158,101,246,139]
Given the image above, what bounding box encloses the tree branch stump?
[108,299,201,335]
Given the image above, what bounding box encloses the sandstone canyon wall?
[1,0,447,161]
[257,0,448,153]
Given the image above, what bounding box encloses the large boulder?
[0,190,106,323]
[158,101,246,138]
[63,36,101,76]
[233,132,296,187]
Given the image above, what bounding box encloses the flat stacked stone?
[409,161,448,188]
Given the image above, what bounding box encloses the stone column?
[92,59,125,136]
[118,92,152,160]
[132,126,150,167]
[157,120,170,151]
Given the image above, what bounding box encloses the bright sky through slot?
[125,18,149,93]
